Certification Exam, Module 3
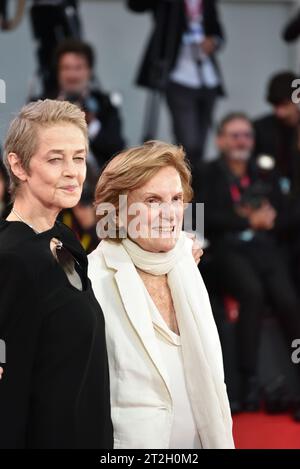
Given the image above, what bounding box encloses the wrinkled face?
[126,166,184,253]
[58,53,91,94]
[217,118,254,161]
[273,100,299,127]
[22,124,87,211]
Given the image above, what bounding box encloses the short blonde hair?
[3,99,88,195]
[95,140,193,242]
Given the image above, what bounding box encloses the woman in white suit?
[88,141,234,449]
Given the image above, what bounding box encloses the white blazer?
[88,240,232,449]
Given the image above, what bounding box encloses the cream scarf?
[121,232,234,449]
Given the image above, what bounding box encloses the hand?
[200,36,217,56]
[185,232,204,266]
[248,204,277,231]
[0,367,3,380]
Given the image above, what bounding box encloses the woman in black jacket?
[0,99,113,448]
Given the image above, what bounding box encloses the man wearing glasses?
[194,112,300,421]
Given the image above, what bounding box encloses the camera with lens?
[239,180,272,210]
[239,154,275,209]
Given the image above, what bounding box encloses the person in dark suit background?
[195,112,300,420]
[254,71,300,194]
[35,39,126,174]
[127,0,225,169]
[254,71,300,287]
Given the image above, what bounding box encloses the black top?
[0,219,113,449]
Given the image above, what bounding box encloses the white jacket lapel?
[101,240,172,399]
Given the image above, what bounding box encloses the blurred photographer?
[254,72,300,288]
[127,0,225,168]
[254,71,300,193]
[195,113,300,420]
[34,39,125,181]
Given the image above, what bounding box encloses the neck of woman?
[136,267,167,281]
[7,195,60,233]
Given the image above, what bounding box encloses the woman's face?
[126,166,184,253]
[20,123,87,211]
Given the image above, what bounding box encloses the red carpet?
[233,411,300,449]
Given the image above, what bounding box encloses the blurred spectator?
[127,0,225,169]
[254,71,300,191]
[32,39,125,186]
[254,71,300,287]
[30,0,82,96]
[195,113,300,420]
[0,158,10,219]
[55,39,125,171]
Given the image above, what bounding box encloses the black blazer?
[0,220,113,449]
[127,0,225,93]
